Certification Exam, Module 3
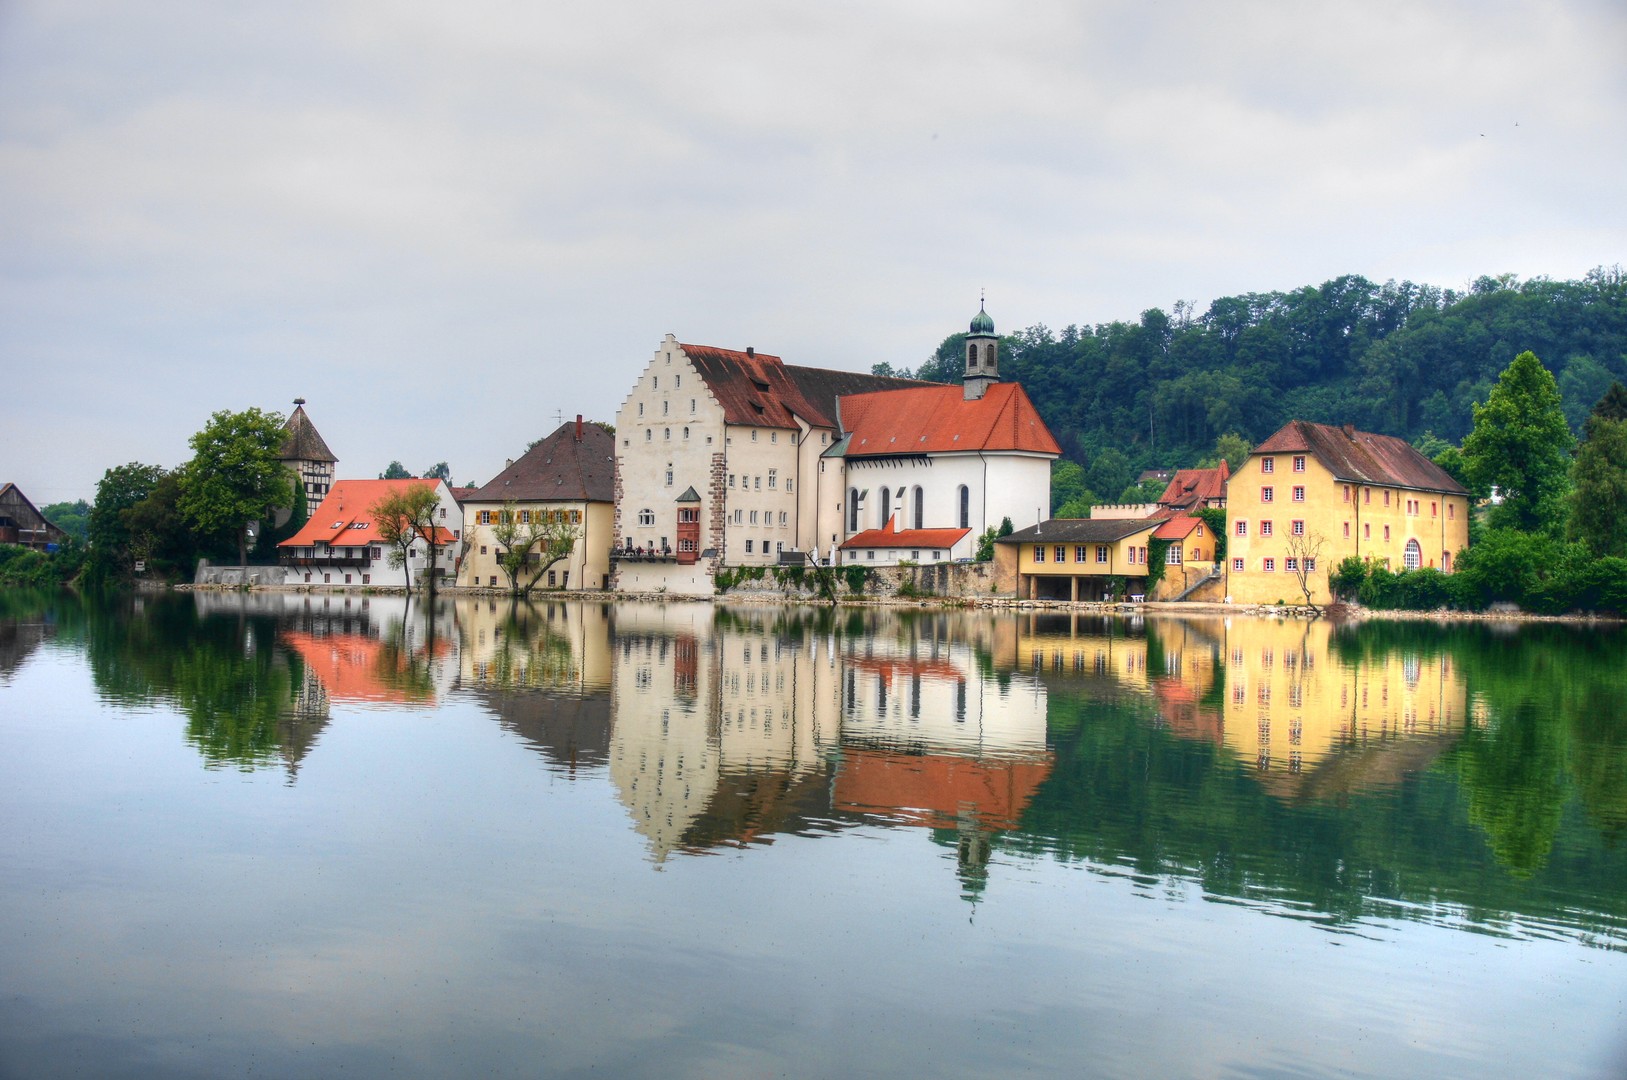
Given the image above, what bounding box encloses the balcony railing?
[280,555,370,569]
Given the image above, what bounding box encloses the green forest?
[891,267,1627,496]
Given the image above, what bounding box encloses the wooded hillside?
[897,268,1626,496]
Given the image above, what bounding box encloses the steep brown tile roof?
[679,344,924,430]
[464,420,616,504]
[1254,421,1468,495]
[1158,460,1229,509]
[838,383,1062,457]
[279,404,337,463]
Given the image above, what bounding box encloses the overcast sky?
[2,0,1624,504]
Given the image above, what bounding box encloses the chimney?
[1342,423,1356,439]
[746,346,755,358]
[576,414,583,441]
[505,458,514,470]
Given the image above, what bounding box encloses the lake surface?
[1,590,1624,1079]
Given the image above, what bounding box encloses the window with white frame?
[1263,557,1276,572]
[768,469,777,489]
[1293,486,1305,501]
[1236,520,1248,537]
[1260,521,1273,536]
[1262,458,1275,473]
[1293,456,1306,472]
[1291,520,1304,535]
[1261,487,1274,502]
[1233,557,1245,572]
[638,508,654,526]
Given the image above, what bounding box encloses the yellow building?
[456,418,616,592]
[996,518,1163,601]
[1227,421,1471,606]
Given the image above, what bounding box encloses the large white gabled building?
[612,304,1059,592]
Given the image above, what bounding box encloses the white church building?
[612,304,1058,591]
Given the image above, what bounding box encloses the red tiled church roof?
[838,383,1061,457]
[1254,421,1468,495]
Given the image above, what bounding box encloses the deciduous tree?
[177,408,290,565]
[1462,351,1573,533]
[491,501,581,596]
[372,483,443,592]
[1568,414,1627,558]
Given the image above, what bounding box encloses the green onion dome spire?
[969,300,994,335]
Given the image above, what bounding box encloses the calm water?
[1,591,1625,1079]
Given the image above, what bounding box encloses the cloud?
[1,0,1623,500]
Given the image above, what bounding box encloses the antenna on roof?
[553,409,564,428]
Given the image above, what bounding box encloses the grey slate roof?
[999,518,1161,545]
[464,421,616,504]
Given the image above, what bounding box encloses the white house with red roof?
[277,478,460,588]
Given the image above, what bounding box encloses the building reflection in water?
[1003,611,1468,803]
[607,605,1053,895]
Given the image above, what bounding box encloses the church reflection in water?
[250,594,1472,889]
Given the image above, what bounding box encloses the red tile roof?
[1152,515,1202,540]
[840,515,970,551]
[680,344,922,430]
[279,479,447,548]
[838,382,1061,457]
[1158,460,1229,509]
[1254,421,1468,495]
[833,749,1053,830]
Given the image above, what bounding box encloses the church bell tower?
[963,297,998,401]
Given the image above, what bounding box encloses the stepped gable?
[838,382,1061,457]
[1255,421,1467,495]
[1158,460,1229,509]
[279,403,336,463]
[680,344,924,431]
[465,420,615,504]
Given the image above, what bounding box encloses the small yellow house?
[1227,421,1471,605]
[996,518,1163,601]
[457,418,616,591]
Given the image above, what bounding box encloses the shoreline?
[167,581,1627,626]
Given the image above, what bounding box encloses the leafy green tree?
[177,408,290,565]
[1051,460,1089,517]
[490,500,582,596]
[371,483,446,592]
[42,500,90,544]
[974,517,1014,562]
[1462,351,1573,533]
[1116,477,1167,504]
[421,462,452,484]
[1567,416,1627,557]
[1084,448,1132,500]
[380,461,412,480]
[86,463,166,582]
[1211,432,1252,473]
[123,473,197,578]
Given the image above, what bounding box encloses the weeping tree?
[491,500,581,596]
